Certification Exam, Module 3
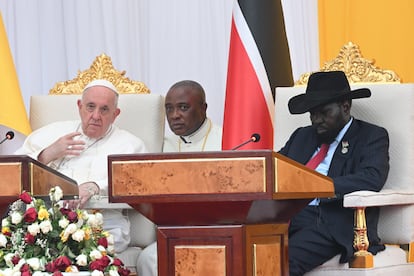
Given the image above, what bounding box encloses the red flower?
[89,256,111,271]
[59,208,78,222]
[45,262,57,273]
[52,271,63,276]
[66,211,78,223]
[24,207,37,223]
[54,256,72,271]
[97,237,108,248]
[21,271,32,276]
[11,255,20,265]
[118,266,131,276]
[19,191,32,204]
[112,258,124,267]
[24,233,35,244]
[59,208,71,215]
[21,264,32,276]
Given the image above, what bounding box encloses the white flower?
[75,254,88,266]
[3,253,15,267]
[91,270,105,276]
[59,217,69,229]
[65,223,78,235]
[107,233,114,245]
[107,245,115,254]
[2,218,9,227]
[80,210,89,220]
[87,213,103,228]
[33,271,48,276]
[71,229,85,242]
[0,233,7,247]
[61,223,78,241]
[67,266,79,273]
[26,257,41,271]
[106,233,115,253]
[39,220,53,234]
[10,212,22,224]
[97,245,106,253]
[15,258,26,271]
[89,249,103,260]
[0,267,15,276]
[27,222,41,236]
[109,269,120,276]
[49,186,63,202]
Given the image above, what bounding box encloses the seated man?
[15,79,147,253]
[278,71,389,275]
[137,80,222,275]
[162,80,222,152]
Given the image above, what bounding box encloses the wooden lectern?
[108,150,334,276]
[0,155,78,216]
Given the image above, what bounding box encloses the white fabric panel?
[281,0,320,81]
[30,94,165,153]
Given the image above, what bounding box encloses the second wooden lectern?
[108,150,334,276]
[0,155,78,217]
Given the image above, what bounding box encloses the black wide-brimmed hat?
[288,71,371,114]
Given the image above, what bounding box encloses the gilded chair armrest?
[83,196,133,210]
[344,189,414,208]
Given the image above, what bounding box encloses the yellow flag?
[0,12,31,136]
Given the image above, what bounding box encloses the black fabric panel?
[238,0,294,95]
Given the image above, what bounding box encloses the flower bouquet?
[0,187,130,276]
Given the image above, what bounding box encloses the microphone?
[0,131,15,145]
[231,133,261,150]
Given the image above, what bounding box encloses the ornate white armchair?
[29,54,164,274]
[274,42,414,275]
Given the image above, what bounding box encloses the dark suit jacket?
[279,118,390,262]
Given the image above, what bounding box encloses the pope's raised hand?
[38,132,85,164]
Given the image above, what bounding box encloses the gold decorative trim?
[49,53,150,94]
[296,42,401,85]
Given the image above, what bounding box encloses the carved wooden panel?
[274,156,333,199]
[158,225,244,276]
[253,243,280,275]
[246,224,289,276]
[175,245,226,276]
[0,162,22,196]
[111,157,266,196]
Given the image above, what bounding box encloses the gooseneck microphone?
[231,133,261,150]
[0,131,15,145]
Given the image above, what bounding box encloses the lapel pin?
[341,141,349,154]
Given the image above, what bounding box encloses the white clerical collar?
[180,118,211,144]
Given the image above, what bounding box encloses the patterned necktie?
[306,144,330,170]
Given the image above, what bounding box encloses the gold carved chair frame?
[49,53,150,95]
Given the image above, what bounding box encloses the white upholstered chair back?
[30,94,165,153]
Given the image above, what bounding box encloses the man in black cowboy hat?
[279,71,389,275]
